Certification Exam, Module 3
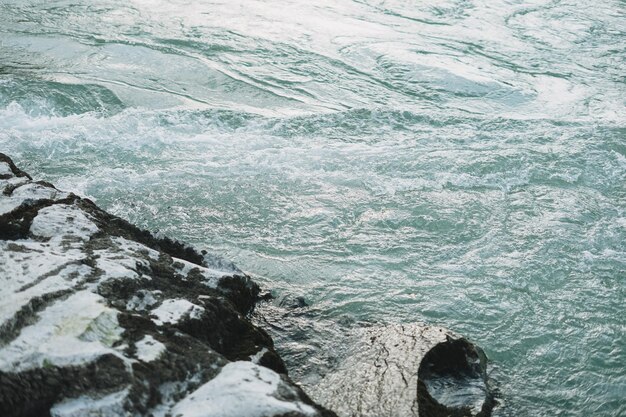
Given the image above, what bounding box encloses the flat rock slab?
[307,323,494,417]
[0,153,335,417]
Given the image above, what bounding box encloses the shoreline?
[0,153,493,417]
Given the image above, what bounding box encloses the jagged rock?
[0,153,336,417]
[305,323,494,417]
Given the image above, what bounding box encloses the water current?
[1,1,625,415]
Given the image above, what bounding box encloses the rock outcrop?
[0,153,495,417]
[0,153,335,417]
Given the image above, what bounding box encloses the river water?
[1,1,625,415]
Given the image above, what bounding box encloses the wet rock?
[254,292,495,417]
[306,324,494,417]
[418,337,494,417]
[0,153,336,417]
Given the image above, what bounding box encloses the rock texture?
[0,153,335,417]
[306,324,494,417]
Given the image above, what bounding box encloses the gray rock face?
[306,324,494,417]
[0,153,335,417]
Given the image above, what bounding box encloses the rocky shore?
[0,153,494,417]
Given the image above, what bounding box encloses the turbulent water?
[1,0,625,415]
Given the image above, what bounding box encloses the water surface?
[1,1,625,415]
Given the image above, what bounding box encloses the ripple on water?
[1,0,625,416]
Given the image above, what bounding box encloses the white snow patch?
[50,388,130,417]
[249,347,269,364]
[0,240,85,293]
[172,257,222,287]
[11,182,68,201]
[30,204,99,241]
[94,255,142,281]
[0,239,90,323]
[0,197,23,215]
[0,181,64,215]
[0,291,123,372]
[92,236,161,282]
[151,299,205,326]
[0,161,12,176]
[79,307,124,347]
[150,373,205,417]
[112,236,160,261]
[135,335,166,362]
[173,258,199,277]
[0,261,92,326]
[170,361,317,417]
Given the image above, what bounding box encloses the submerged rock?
[0,153,335,417]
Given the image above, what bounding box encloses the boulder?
[305,323,494,417]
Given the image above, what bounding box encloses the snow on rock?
[0,292,122,372]
[50,388,130,417]
[0,153,334,417]
[151,299,205,326]
[0,241,89,325]
[0,161,12,176]
[30,204,99,241]
[172,257,221,287]
[250,347,269,364]
[171,361,317,417]
[12,182,69,203]
[0,182,69,216]
[135,335,166,363]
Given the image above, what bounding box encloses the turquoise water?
[1,0,625,415]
